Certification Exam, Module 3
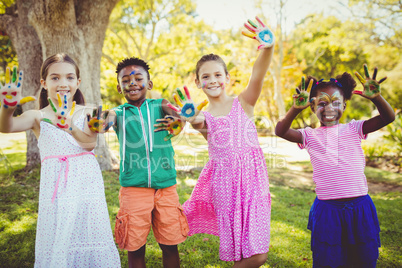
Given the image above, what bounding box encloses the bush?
[383,113,402,156]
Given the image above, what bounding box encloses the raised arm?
[275,77,313,144]
[240,16,275,107]
[353,64,395,134]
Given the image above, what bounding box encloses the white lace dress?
[35,113,120,267]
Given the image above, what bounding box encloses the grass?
[0,132,401,267]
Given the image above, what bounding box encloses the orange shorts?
[114,185,189,251]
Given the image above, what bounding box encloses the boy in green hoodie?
[107,57,189,268]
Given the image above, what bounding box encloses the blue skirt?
[308,195,381,268]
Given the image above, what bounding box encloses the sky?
[194,0,350,33]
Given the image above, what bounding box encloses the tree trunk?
[0,1,43,169]
[1,0,119,170]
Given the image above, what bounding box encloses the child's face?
[117,65,152,106]
[195,61,229,98]
[312,86,346,127]
[40,62,81,102]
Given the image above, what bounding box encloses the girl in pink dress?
[180,17,274,267]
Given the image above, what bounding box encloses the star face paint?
[314,87,345,127]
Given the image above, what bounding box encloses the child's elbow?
[385,111,396,125]
[274,124,284,138]
[0,126,11,133]
[389,112,396,123]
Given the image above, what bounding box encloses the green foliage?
[347,0,402,48]
[0,0,15,12]
[288,14,373,122]
[384,113,402,155]
[346,0,402,111]
[0,0,18,72]
[0,35,17,70]
[291,15,368,78]
[101,0,227,108]
[0,148,11,175]
[362,143,387,161]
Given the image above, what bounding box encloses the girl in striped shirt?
[275,65,395,268]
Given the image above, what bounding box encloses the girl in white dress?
[0,53,120,267]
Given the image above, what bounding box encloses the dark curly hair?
[304,72,357,102]
[115,57,150,82]
[195,53,228,80]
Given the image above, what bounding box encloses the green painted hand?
[293,76,313,109]
[354,64,386,99]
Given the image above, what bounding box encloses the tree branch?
[111,28,132,57]
[102,52,116,66]
[123,25,143,59]
[0,14,16,33]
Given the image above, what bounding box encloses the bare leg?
[232,253,267,268]
[159,244,180,268]
[128,245,146,268]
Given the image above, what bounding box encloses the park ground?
[0,130,401,267]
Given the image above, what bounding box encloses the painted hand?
[42,93,75,132]
[354,64,386,99]
[167,86,208,119]
[242,16,275,50]
[293,76,313,109]
[154,115,185,141]
[0,66,35,108]
[87,105,113,133]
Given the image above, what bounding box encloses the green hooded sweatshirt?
[113,99,176,188]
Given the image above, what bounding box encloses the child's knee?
[253,253,267,266]
[128,245,146,257]
[159,243,178,254]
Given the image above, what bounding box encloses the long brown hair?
[39,53,85,109]
[195,53,229,80]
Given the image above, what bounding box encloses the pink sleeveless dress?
[183,97,271,261]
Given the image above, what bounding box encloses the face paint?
[314,88,345,127]
[316,91,343,110]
